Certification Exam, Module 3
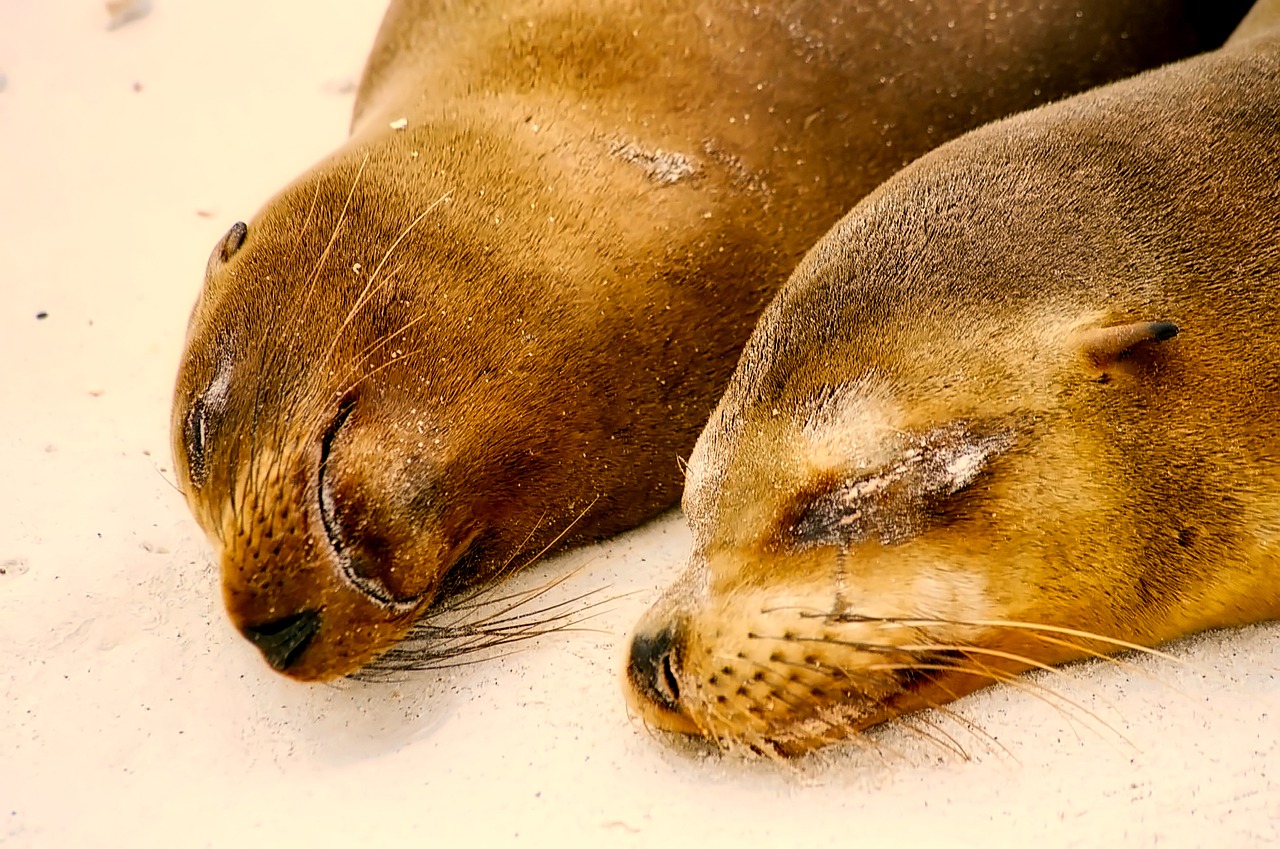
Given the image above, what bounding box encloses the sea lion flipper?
[1075,320,1179,377]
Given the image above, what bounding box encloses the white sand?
[1,2,1277,846]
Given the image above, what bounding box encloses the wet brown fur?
[625,2,1280,754]
[173,0,1250,680]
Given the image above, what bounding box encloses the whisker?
[329,339,439,404]
[869,658,1131,748]
[360,614,580,675]
[460,589,615,635]
[866,660,1086,744]
[891,711,970,761]
[321,191,453,370]
[286,179,323,266]
[746,631,910,656]
[1018,629,1190,697]
[332,294,433,390]
[926,703,1017,764]
[276,152,371,409]
[354,491,605,676]
[428,504,602,634]
[462,557,601,618]
[860,640,1130,735]
[813,613,1188,667]
[238,154,372,527]
[349,646,532,682]
[431,523,553,615]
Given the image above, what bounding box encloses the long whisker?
[352,614,580,678]
[356,497,609,675]
[445,495,602,618]
[321,191,453,370]
[810,613,1188,666]
[328,338,439,403]
[426,511,555,615]
[1017,629,1188,695]
[239,153,373,526]
[842,638,1129,735]
[863,660,1087,742]
[902,642,1125,709]
[461,565,604,625]
[759,649,1009,760]
[459,588,614,634]
[892,712,971,761]
[869,657,1132,748]
[421,580,611,640]
[926,702,1017,764]
[333,306,436,392]
[286,179,323,266]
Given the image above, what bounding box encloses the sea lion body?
[624,5,1280,755]
[173,0,1250,680]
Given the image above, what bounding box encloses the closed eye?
[788,421,1013,549]
[183,396,210,487]
[181,359,233,490]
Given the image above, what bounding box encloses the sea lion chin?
[174,0,1252,680]
[624,3,1280,755]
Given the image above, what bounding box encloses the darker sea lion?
[624,1,1280,755]
[173,0,1252,681]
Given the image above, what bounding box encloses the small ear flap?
[205,221,248,279]
[1075,320,1178,380]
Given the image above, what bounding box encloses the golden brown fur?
[625,2,1280,755]
[173,0,1250,680]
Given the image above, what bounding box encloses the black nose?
[627,625,684,714]
[240,610,322,672]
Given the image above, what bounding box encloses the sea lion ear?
[206,221,249,279]
[1074,320,1179,379]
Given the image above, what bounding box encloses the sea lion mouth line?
[316,398,421,613]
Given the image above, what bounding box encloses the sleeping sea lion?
[624,0,1280,755]
[172,0,1251,680]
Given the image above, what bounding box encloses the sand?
[1,2,1277,846]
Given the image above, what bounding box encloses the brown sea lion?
[624,1,1280,755]
[173,0,1252,681]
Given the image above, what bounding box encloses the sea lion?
[624,1,1280,755]
[173,0,1252,681]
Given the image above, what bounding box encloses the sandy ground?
[2,2,1278,847]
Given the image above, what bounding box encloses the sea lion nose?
[240,610,322,672]
[627,624,684,714]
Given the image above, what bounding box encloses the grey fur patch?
[790,422,1013,549]
[610,141,700,185]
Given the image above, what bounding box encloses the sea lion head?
[173,136,604,680]
[622,142,1202,754]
